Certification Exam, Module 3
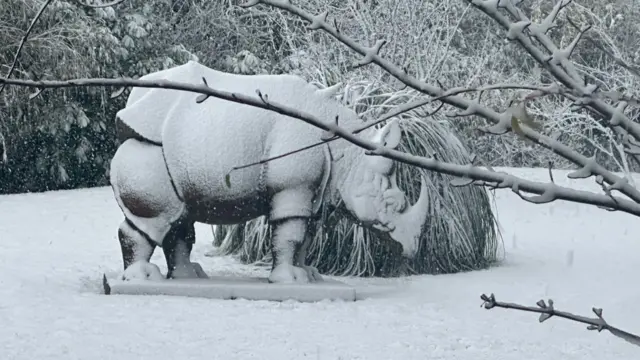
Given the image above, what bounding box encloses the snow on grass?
[1,167,639,359]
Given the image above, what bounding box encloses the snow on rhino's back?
[115,61,343,145]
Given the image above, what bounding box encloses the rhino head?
[335,119,429,258]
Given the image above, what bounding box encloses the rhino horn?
[389,174,429,258]
[316,82,342,99]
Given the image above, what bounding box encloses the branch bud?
[308,11,328,30]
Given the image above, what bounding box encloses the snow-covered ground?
[1,167,639,359]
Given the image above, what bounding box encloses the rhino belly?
[160,100,274,225]
[186,196,270,225]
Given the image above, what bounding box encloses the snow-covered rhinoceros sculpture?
[109,60,429,284]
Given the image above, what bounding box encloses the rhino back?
[115,61,347,142]
[157,62,342,208]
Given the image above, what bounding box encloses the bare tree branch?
[0,0,55,96]
[480,293,640,347]
[2,75,640,215]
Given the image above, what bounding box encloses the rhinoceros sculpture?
[109,60,429,283]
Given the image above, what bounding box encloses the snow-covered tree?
[0,0,198,193]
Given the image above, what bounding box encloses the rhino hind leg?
[162,220,209,279]
[118,219,163,281]
[110,138,187,280]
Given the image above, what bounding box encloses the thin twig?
[232,99,443,172]
[481,293,640,347]
[0,0,55,96]
[231,141,325,172]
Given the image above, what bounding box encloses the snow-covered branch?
[2,75,640,216]
[242,0,640,205]
[481,293,640,348]
[466,0,640,164]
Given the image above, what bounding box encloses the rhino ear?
[316,82,342,99]
[378,119,402,149]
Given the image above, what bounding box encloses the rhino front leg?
[268,217,322,283]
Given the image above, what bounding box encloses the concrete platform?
[103,274,357,302]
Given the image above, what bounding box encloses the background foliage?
[1,0,637,194]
